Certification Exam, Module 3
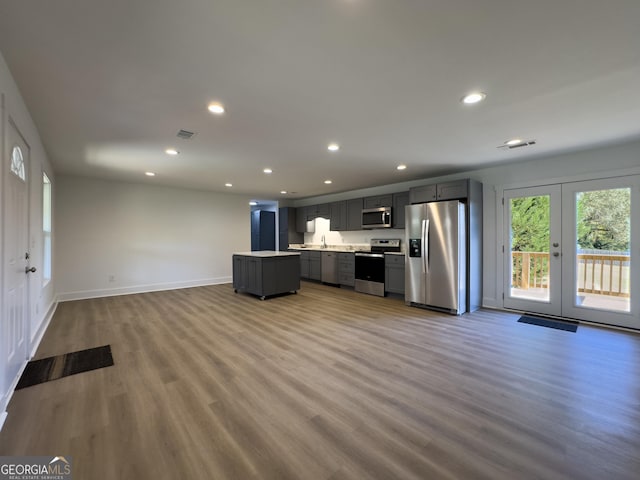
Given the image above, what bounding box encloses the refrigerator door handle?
[422,219,429,273]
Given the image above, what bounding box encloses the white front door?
[3,118,31,390]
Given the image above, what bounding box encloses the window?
[43,173,52,284]
[10,145,26,181]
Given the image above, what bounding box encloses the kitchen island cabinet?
[233,251,300,299]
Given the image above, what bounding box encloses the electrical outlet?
[108,275,115,283]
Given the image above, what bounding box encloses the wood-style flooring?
[1,281,639,479]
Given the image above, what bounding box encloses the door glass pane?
[575,188,630,312]
[510,195,550,301]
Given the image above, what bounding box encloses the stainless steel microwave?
[362,207,392,229]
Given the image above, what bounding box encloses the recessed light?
[280,190,287,194]
[505,138,523,146]
[249,201,258,206]
[263,168,273,174]
[461,91,486,104]
[397,164,407,170]
[145,172,155,177]
[324,180,332,184]
[165,148,179,155]
[207,102,225,114]
[225,183,233,187]
[327,143,340,152]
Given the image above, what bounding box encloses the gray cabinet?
[337,252,355,286]
[295,206,307,233]
[363,194,393,209]
[233,254,300,299]
[330,201,347,231]
[392,191,409,229]
[385,254,405,295]
[330,199,363,231]
[410,179,469,204]
[437,180,469,201]
[409,184,437,203]
[299,251,310,278]
[300,251,322,281]
[278,207,303,250]
[346,198,363,230]
[307,203,330,219]
[309,251,322,280]
[297,204,329,232]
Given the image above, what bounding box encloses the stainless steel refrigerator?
[405,201,466,314]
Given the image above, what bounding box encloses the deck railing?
[511,252,630,297]
[511,252,549,289]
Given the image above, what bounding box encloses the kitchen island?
[232,251,301,300]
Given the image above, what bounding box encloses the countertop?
[233,251,301,257]
[288,246,405,255]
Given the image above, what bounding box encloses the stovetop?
[369,238,402,253]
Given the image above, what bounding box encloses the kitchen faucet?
[321,234,327,248]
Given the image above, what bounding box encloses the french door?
[504,185,562,316]
[504,176,639,329]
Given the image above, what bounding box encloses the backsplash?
[304,218,404,249]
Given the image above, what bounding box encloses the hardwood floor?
[1,281,639,479]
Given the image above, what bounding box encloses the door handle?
[25,266,36,273]
[552,252,560,257]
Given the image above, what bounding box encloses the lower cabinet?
[337,252,355,287]
[300,251,322,281]
[233,254,300,299]
[385,254,405,295]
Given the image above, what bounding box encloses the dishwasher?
[321,251,339,285]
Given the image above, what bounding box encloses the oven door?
[355,253,385,296]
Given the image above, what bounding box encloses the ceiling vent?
[176,129,196,140]
[497,140,536,150]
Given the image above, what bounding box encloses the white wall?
[1,51,56,424]
[56,175,251,300]
[295,139,640,309]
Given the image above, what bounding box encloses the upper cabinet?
[346,198,363,230]
[410,179,470,204]
[308,203,330,219]
[363,194,393,209]
[329,201,347,231]
[296,204,330,233]
[392,191,409,228]
[409,184,437,203]
[437,180,470,201]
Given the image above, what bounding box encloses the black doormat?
[16,345,114,390]
[518,315,578,332]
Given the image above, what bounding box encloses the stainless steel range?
[354,239,401,297]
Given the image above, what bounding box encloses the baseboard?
[0,356,29,433]
[57,276,232,302]
[0,301,57,432]
[0,411,7,432]
[29,300,58,359]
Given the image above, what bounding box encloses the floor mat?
[16,345,114,390]
[517,315,578,332]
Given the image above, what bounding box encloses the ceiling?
[1,1,639,199]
